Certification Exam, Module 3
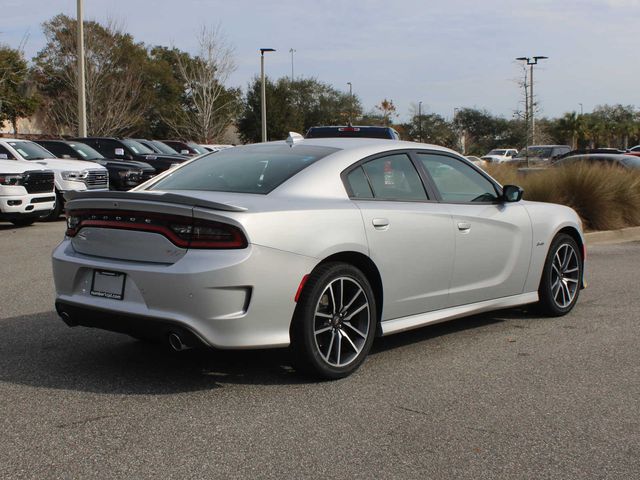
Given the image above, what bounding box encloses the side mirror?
[181,149,190,155]
[114,148,125,157]
[502,184,524,202]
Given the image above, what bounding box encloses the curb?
[585,226,640,245]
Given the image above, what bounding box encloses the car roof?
[271,136,453,153]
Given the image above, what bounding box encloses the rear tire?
[290,262,376,380]
[536,233,582,316]
[10,218,36,227]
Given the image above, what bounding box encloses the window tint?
[149,144,338,194]
[361,154,427,201]
[346,167,373,198]
[418,153,499,203]
[0,145,16,159]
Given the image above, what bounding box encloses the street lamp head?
[516,57,529,61]
[260,48,276,55]
[533,56,548,61]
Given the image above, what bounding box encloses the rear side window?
[149,144,339,194]
[360,154,427,201]
[346,167,374,198]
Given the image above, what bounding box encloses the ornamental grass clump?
[485,162,640,231]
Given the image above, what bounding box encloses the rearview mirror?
[502,184,524,202]
[0,154,8,159]
[115,148,125,157]
[181,149,190,155]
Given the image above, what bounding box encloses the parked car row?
[0,137,230,226]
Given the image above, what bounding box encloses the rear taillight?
[66,210,247,249]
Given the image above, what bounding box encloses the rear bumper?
[55,300,205,347]
[52,239,317,349]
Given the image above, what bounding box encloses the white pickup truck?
[481,148,519,163]
[0,157,56,226]
[0,138,108,219]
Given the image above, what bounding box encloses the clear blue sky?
[2,0,639,121]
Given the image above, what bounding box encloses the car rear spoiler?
[63,190,247,212]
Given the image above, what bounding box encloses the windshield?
[151,140,180,155]
[487,149,506,155]
[8,141,54,160]
[186,142,208,155]
[68,142,104,160]
[149,144,339,194]
[121,139,155,155]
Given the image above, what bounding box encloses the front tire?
[42,190,63,222]
[537,233,582,316]
[290,262,377,380]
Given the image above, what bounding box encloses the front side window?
[417,153,499,203]
[360,154,427,201]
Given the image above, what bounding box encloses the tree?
[33,15,147,136]
[164,26,240,143]
[401,105,457,148]
[375,98,397,126]
[237,76,360,143]
[0,45,39,134]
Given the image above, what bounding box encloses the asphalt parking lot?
[1,221,639,479]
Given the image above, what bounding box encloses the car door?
[344,152,455,321]
[415,151,532,306]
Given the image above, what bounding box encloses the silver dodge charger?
[53,136,585,378]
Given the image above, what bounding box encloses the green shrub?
[485,163,640,231]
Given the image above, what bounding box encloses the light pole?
[77,0,87,137]
[418,101,422,143]
[260,48,275,143]
[516,56,548,144]
[289,48,295,81]
[579,103,583,115]
[347,82,353,125]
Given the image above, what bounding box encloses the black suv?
[305,126,400,140]
[35,140,155,191]
[73,138,187,173]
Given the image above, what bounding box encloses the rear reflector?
[295,274,310,302]
[66,210,247,249]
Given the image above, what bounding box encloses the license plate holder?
[91,270,126,300]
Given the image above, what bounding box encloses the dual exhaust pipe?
[56,303,198,351]
[168,331,194,352]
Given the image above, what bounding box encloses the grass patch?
[485,163,640,231]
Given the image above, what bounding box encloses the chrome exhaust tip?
[168,332,192,351]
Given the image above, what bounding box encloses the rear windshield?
[306,127,393,139]
[148,144,339,194]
